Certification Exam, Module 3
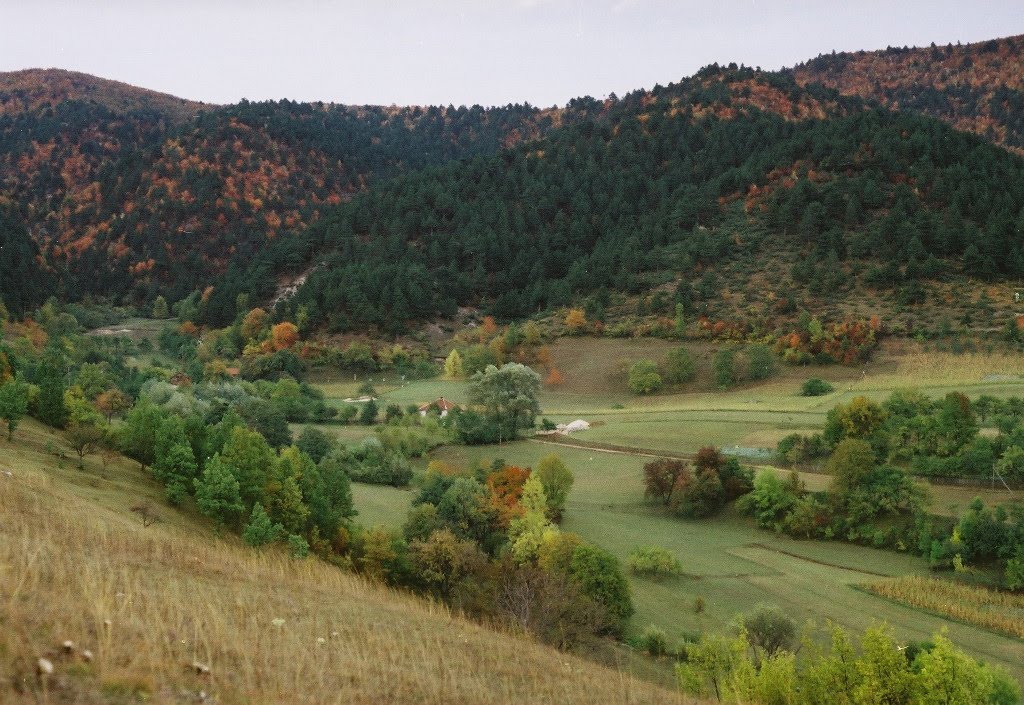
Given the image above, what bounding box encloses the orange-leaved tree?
[271,322,299,351]
[564,308,587,334]
[486,465,532,528]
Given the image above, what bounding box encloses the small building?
[418,397,458,418]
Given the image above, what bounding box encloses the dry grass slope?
[0,425,681,705]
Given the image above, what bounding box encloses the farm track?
[529,435,694,460]
[743,542,895,577]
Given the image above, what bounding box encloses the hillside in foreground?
[0,419,678,704]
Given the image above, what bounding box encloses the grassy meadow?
[350,441,1024,682]
[315,337,1024,460]
[0,419,681,704]
[303,336,1024,683]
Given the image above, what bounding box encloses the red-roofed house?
[418,397,459,418]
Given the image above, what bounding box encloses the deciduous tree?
[66,421,106,470]
[535,453,573,522]
[0,381,28,440]
[468,363,541,440]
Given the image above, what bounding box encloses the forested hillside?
[794,34,1024,154]
[228,67,1024,335]
[4,34,1024,334]
[0,68,207,123]
[0,205,50,316]
[0,70,577,302]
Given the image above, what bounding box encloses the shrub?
[454,409,502,445]
[628,545,683,578]
[664,346,697,385]
[638,626,670,657]
[672,469,725,518]
[713,348,736,389]
[745,344,777,381]
[287,533,310,559]
[628,360,663,394]
[347,441,414,487]
[775,432,828,465]
[800,378,834,396]
[569,545,634,636]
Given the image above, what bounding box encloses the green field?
[309,337,1024,682]
[349,441,1024,681]
[310,338,1024,461]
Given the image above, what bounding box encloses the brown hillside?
[0,68,209,123]
[793,34,1024,154]
[0,419,681,704]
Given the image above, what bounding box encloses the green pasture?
[351,440,1024,680]
[310,337,1024,460]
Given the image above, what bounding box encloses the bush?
[347,440,414,487]
[454,409,502,445]
[745,344,777,381]
[628,545,683,578]
[287,533,310,559]
[637,625,669,657]
[713,348,736,389]
[775,432,828,465]
[628,360,663,394]
[569,545,634,636]
[664,346,697,385]
[800,377,835,396]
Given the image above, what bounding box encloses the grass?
[306,338,1024,686]
[0,420,682,704]
[306,337,1024,459]
[356,441,1024,683]
[861,576,1024,640]
[352,482,419,528]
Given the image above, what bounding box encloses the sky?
[2,0,1023,108]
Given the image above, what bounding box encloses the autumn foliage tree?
[94,389,131,423]
[271,321,299,351]
[241,307,269,341]
[564,308,587,334]
[486,465,532,528]
[544,367,565,386]
[642,458,691,506]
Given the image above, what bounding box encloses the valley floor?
[313,338,1024,684]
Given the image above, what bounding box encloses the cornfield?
[862,575,1024,639]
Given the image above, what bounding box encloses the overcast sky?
[2,1,1023,108]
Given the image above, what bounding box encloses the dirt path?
[528,436,693,460]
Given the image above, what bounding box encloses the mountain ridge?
[3,34,1024,330]
[793,33,1024,154]
[0,67,211,123]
